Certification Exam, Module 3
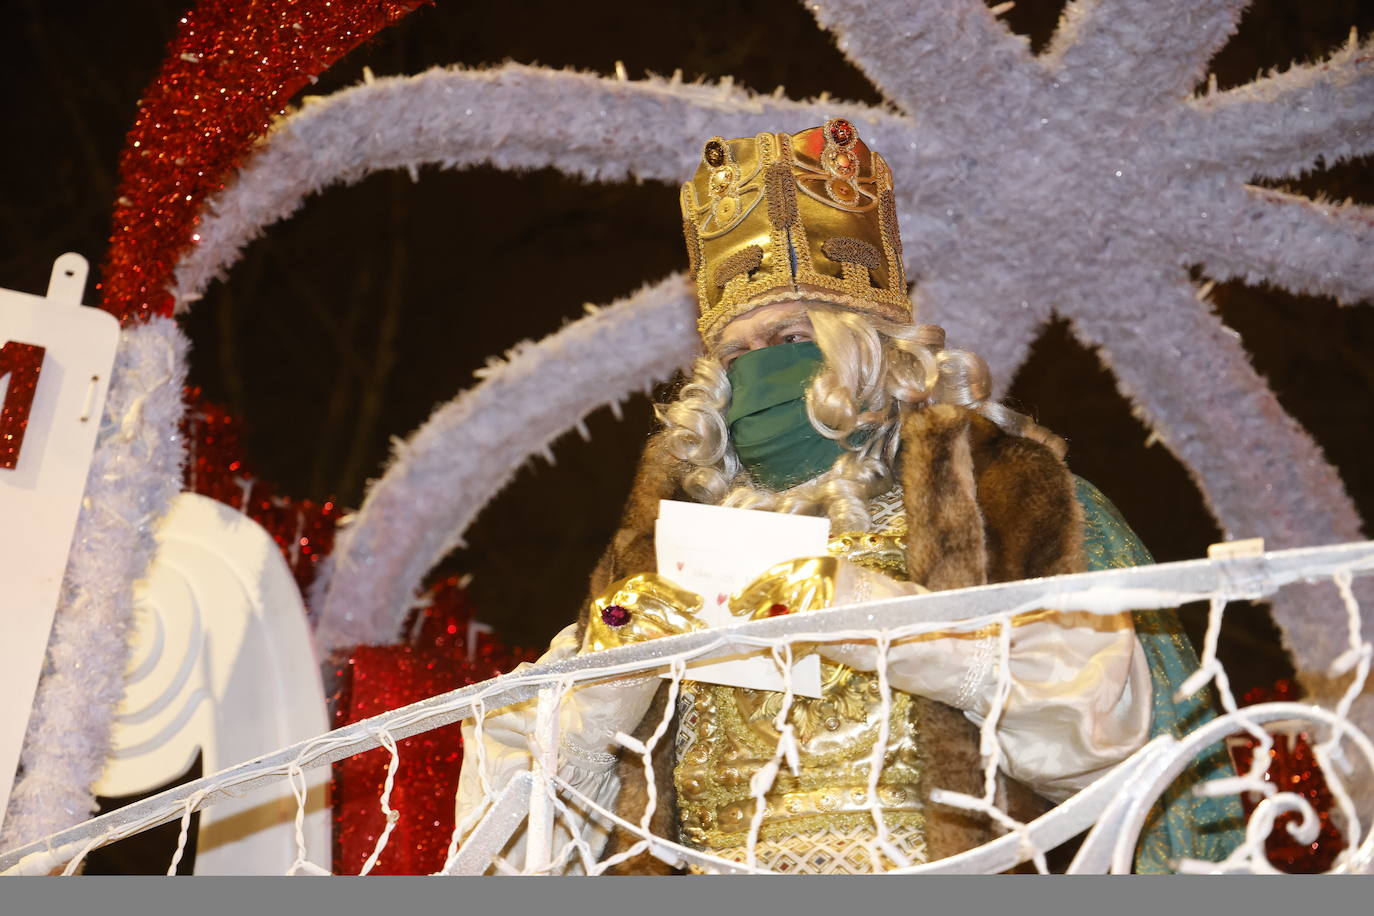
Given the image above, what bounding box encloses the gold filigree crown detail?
[681,119,912,342]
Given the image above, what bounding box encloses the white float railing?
[2,541,1372,876]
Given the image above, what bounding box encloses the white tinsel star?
[190,1,1370,695]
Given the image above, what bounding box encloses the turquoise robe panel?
[1075,477,1246,872]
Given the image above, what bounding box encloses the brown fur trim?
[914,697,997,860]
[575,434,687,873]
[578,433,686,643]
[899,406,1085,589]
[967,415,1085,582]
[897,405,1080,863]
[599,683,682,875]
[897,405,988,591]
[1000,772,1054,831]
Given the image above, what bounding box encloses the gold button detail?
[880,786,906,804]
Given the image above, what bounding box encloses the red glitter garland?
[111,3,543,874]
[0,341,46,470]
[182,387,339,594]
[101,0,425,325]
[330,578,536,875]
[1228,679,1349,872]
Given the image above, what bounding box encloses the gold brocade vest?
[673,501,927,855]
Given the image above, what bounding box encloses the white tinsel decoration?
[0,318,188,848]
[176,3,1374,687]
[310,277,698,652]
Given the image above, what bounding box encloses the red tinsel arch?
[100,0,426,325]
[102,2,549,873]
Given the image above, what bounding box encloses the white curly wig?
[656,303,1064,532]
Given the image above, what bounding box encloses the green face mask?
[725,340,843,491]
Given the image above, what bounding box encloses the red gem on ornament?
[828,119,855,146]
[768,604,791,617]
[601,605,631,627]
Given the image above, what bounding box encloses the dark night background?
[3,0,1373,698]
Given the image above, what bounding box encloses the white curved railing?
[3,540,1372,876]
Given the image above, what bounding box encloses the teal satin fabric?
[726,341,843,491]
[1074,477,1246,872]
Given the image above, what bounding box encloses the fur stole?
[576,404,1085,873]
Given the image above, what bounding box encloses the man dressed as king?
[456,121,1242,874]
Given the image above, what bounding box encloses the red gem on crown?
[767,604,791,617]
[828,119,855,147]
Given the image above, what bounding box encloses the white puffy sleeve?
[454,623,662,873]
[818,564,1152,803]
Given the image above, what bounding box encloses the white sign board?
[0,254,119,832]
[656,499,826,697]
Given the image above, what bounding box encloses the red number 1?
[0,341,46,470]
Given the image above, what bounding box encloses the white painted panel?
[0,254,117,832]
[95,494,331,874]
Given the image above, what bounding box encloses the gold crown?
[681,119,911,343]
